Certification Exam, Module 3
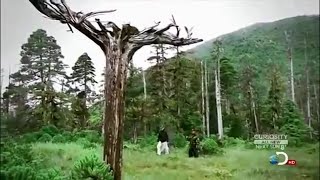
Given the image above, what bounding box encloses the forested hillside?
[1,14,319,179]
[188,15,319,135]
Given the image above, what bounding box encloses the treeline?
[1,28,318,146]
[1,29,101,134]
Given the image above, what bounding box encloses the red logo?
[286,160,296,166]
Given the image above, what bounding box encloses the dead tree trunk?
[133,121,138,143]
[215,69,223,139]
[204,60,210,137]
[284,31,295,103]
[142,69,147,136]
[201,60,206,136]
[215,45,223,140]
[29,2,202,179]
[143,70,147,100]
[212,41,224,139]
[314,84,319,123]
[249,83,259,133]
[304,37,312,138]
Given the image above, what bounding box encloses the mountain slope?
[189,15,319,80]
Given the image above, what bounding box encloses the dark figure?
[157,127,169,143]
[187,129,200,158]
[157,127,169,155]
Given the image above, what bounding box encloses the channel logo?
[269,152,296,166]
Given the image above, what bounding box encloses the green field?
[30,142,319,180]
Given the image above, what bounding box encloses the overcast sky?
[1,0,319,89]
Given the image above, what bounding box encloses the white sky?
[1,0,319,90]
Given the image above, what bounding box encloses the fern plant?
[2,165,36,180]
[71,154,113,180]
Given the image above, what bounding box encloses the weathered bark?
[212,41,224,139]
[142,70,147,100]
[249,82,259,133]
[29,1,202,179]
[284,31,295,103]
[200,60,206,136]
[313,84,319,123]
[215,69,223,139]
[142,69,147,136]
[204,60,210,137]
[215,44,224,140]
[223,99,229,115]
[133,121,138,143]
[174,45,181,129]
[103,50,127,179]
[304,37,312,138]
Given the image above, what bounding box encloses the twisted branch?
[29,0,203,53]
[129,22,202,46]
[79,10,116,24]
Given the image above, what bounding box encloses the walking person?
[187,129,200,158]
[157,127,169,155]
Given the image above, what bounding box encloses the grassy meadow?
[29,141,319,180]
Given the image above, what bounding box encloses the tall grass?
[30,142,319,180]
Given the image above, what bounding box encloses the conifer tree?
[69,53,97,128]
[19,29,67,125]
[70,53,97,96]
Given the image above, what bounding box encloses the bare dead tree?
[212,40,224,139]
[284,31,295,103]
[28,1,202,179]
[304,37,312,138]
[200,60,206,136]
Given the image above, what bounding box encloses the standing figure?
[157,127,169,155]
[187,129,200,158]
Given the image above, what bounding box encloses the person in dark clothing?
[187,129,200,158]
[157,127,169,155]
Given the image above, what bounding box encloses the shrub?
[19,132,42,143]
[73,130,102,144]
[244,141,256,149]
[38,133,52,143]
[123,142,141,151]
[1,143,36,168]
[0,142,44,179]
[84,143,98,149]
[40,125,60,137]
[36,168,66,180]
[223,136,246,147]
[52,134,66,143]
[2,165,37,180]
[200,137,224,155]
[82,130,102,144]
[71,154,113,180]
[280,100,310,147]
[13,144,35,163]
[173,133,187,148]
[76,138,97,149]
[138,134,157,149]
[227,114,245,138]
[0,140,67,180]
[61,131,74,142]
[208,134,219,141]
